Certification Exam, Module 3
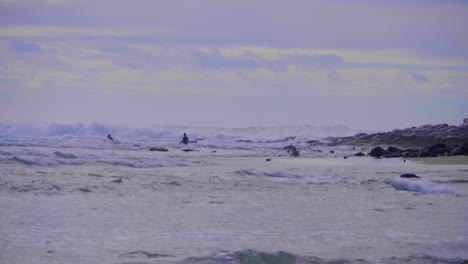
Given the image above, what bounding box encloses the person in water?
[180,133,189,144]
[107,134,113,141]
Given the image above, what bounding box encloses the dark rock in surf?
[449,142,468,156]
[383,153,402,158]
[322,118,468,148]
[427,143,446,153]
[387,146,402,153]
[182,149,194,152]
[354,152,365,157]
[418,151,430,158]
[402,151,418,158]
[430,148,446,156]
[369,146,388,157]
[400,173,420,178]
[283,145,300,157]
[149,147,169,152]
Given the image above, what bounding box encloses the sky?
[0,0,467,131]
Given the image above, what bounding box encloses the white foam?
[386,179,455,194]
[0,122,357,150]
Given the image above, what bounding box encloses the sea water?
[0,124,467,264]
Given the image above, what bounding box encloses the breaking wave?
[177,249,467,264]
[386,179,455,194]
[0,122,357,149]
[11,156,84,166]
[54,151,77,159]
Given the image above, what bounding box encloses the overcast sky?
[0,0,467,130]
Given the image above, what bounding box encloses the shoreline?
[404,156,468,165]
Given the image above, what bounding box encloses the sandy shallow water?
[1,156,467,264]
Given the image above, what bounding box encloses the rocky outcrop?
[322,119,468,148]
[283,145,300,157]
[401,174,420,178]
[449,142,468,156]
[369,146,387,157]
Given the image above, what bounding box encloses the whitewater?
[1,123,467,264]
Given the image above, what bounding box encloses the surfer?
[107,134,113,141]
[180,133,189,145]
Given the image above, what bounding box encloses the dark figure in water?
[180,133,189,144]
[107,134,113,141]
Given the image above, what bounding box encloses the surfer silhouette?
[107,134,113,141]
[180,133,189,145]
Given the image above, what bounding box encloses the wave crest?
[386,179,455,194]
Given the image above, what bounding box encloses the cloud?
[194,50,258,70]
[13,42,43,53]
[0,0,68,4]
[1,0,467,56]
[287,54,345,67]
[408,71,429,83]
[328,71,342,83]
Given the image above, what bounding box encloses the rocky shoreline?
[312,118,468,158]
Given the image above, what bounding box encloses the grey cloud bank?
[0,0,467,130]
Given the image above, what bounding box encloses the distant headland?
[311,118,468,158]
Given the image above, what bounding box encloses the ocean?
[0,123,467,264]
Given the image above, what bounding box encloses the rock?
[463,118,468,127]
[383,153,402,158]
[400,173,420,178]
[403,148,419,153]
[449,142,468,156]
[266,158,271,161]
[430,148,446,156]
[306,140,319,144]
[369,146,388,157]
[418,151,430,157]
[236,140,253,143]
[149,147,169,152]
[387,146,402,153]
[330,150,335,154]
[427,143,446,153]
[182,149,194,152]
[402,151,418,158]
[283,145,300,157]
[321,118,468,148]
[354,152,365,157]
